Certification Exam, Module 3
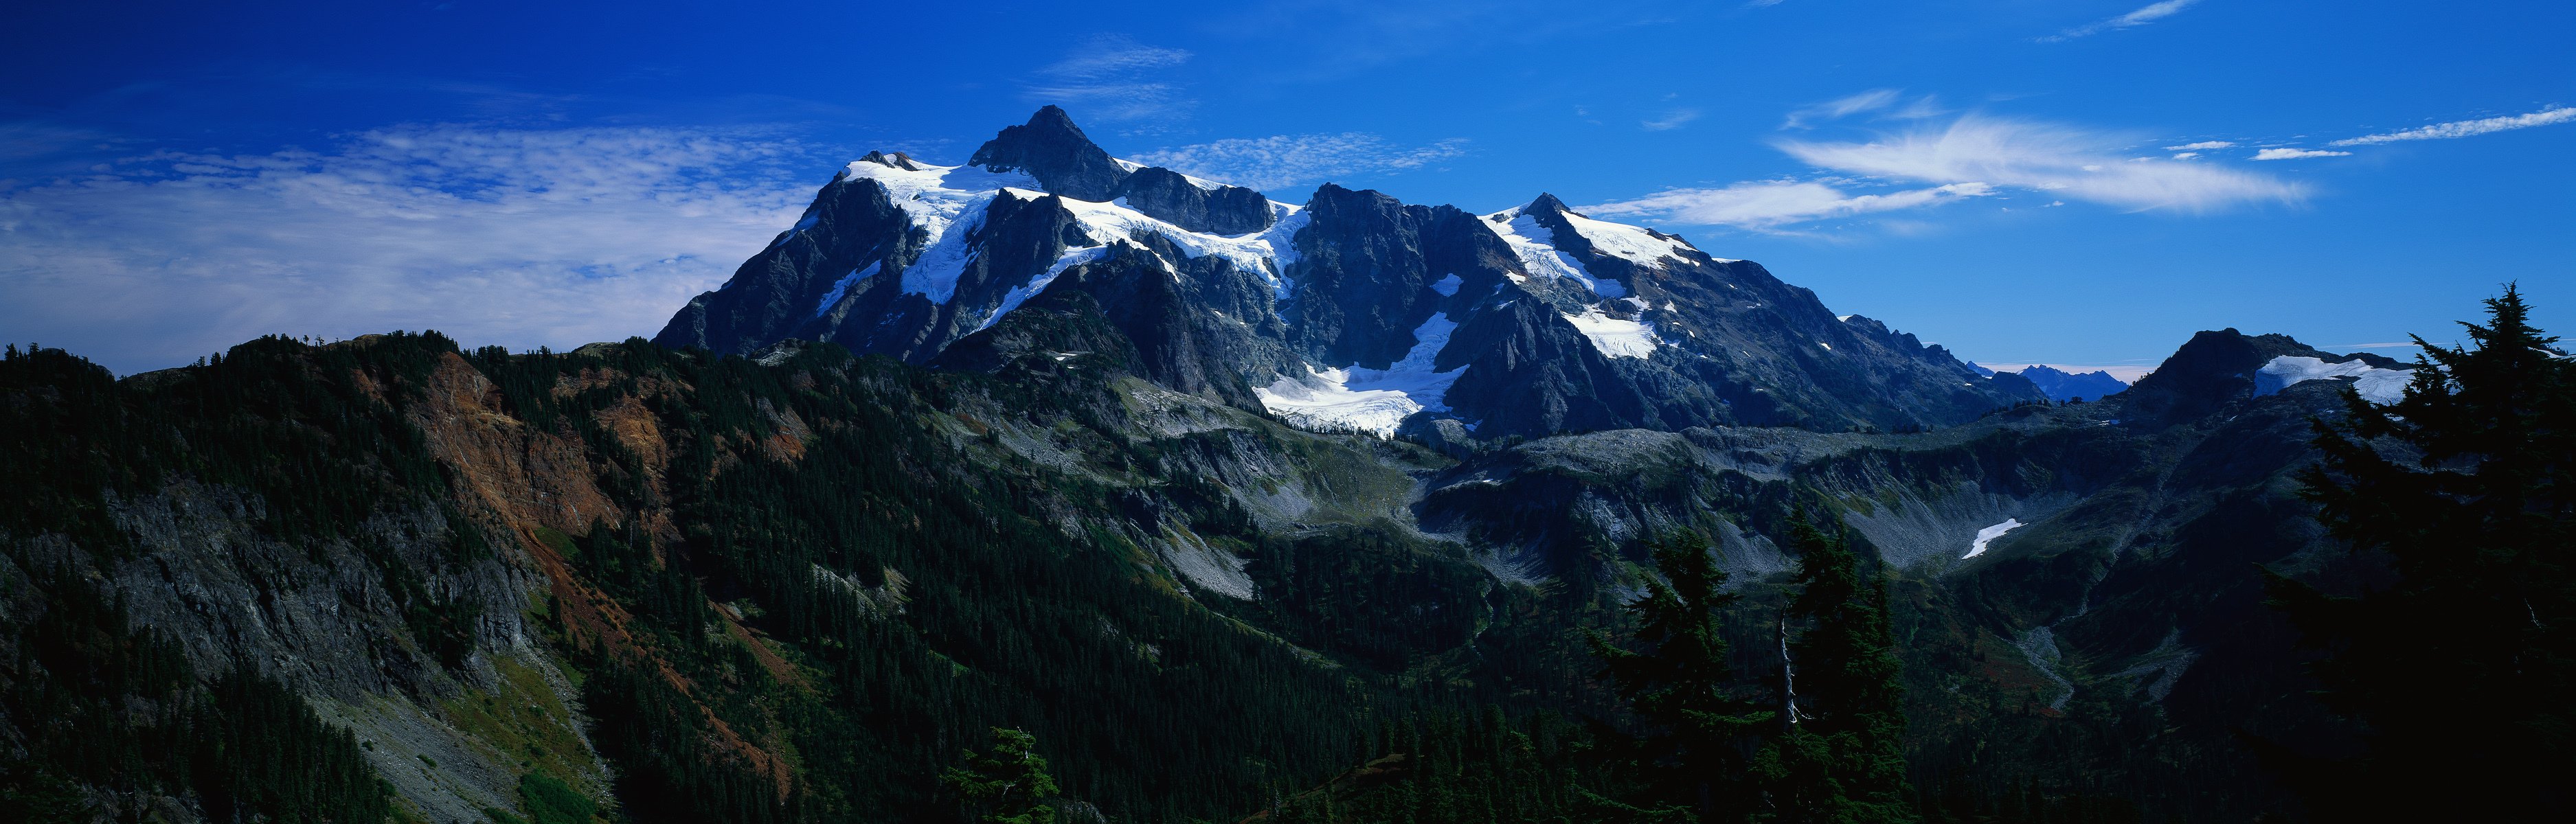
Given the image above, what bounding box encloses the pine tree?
[1754,515,1917,824]
[2272,285,2574,818]
[945,728,1063,824]
[1590,529,1776,821]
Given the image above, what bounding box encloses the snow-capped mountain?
[655,106,2044,437]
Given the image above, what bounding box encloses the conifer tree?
[2274,285,2574,818]
[945,728,1063,824]
[1590,529,1776,821]
[1754,515,1916,824]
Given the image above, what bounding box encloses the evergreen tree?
[2273,285,2574,818]
[945,728,1063,824]
[1590,529,1776,821]
[1754,515,1916,824]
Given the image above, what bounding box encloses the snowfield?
[1963,518,2025,560]
[1561,306,1663,359]
[1253,314,1465,435]
[2254,356,2412,404]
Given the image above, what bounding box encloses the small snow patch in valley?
[1963,518,2024,560]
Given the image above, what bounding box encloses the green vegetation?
[943,729,1060,824]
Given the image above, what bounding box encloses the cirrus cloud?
[2251,147,2351,160]
[1584,180,1992,232]
[2040,0,2202,42]
[1129,133,1468,192]
[2329,105,2576,146]
[1777,115,2306,212]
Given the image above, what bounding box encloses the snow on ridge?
[1561,305,1663,359]
[813,262,880,317]
[2255,355,2412,404]
[1555,209,1695,271]
[1962,518,2025,560]
[976,246,1113,332]
[1483,208,1619,297]
[837,154,1307,325]
[1254,314,1465,436]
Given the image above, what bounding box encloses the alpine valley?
[1,108,2542,824]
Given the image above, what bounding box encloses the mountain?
[1997,363,2131,402]
[0,317,2425,822]
[655,107,2042,437]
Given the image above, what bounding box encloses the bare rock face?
[966,104,1129,201]
[1111,166,1275,235]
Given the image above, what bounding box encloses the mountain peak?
[967,106,1127,201]
[1522,192,1573,217]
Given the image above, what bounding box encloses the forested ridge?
[1,290,2567,822]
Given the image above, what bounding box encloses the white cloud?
[2041,0,2202,41]
[2170,152,2200,159]
[1129,133,1468,192]
[1025,36,1196,122]
[2250,147,2351,160]
[2329,105,2576,146]
[2165,140,2235,150]
[0,124,821,374]
[1583,179,1993,231]
[1777,115,2305,211]
[1783,89,1901,129]
[1642,108,1702,131]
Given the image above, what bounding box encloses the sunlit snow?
[812,262,879,317]
[2254,356,2412,404]
[1962,518,2025,560]
[1561,306,1662,359]
[1254,314,1464,435]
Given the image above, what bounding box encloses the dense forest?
[2,290,2568,823]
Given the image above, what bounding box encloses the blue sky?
[3,0,2568,377]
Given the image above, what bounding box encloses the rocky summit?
[656,107,2043,438]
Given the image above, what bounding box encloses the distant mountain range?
[1973,363,2132,402]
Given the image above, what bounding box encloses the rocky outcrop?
[1112,166,1274,235]
[967,105,1130,201]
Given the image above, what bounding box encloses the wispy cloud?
[1778,115,2305,211]
[1129,133,1468,192]
[1642,108,1702,131]
[1024,36,1196,122]
[2040,0,2202,42]
[2328,105,2576,146]
[2165,140,2235,150]
[0,124,823,374]
[2250,147,2351,160]
[1783,89,1901,129]
[1584,179,1993,232]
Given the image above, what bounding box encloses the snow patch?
[1561,306,1662,359]
[1962,518,2024,560]
[813,262,879,317]
[2255,356,2412,404]
[1254,314,1465,435]
[1428,273,1463,297]
[976,245,1114,332]
[1556,209,1695,271]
